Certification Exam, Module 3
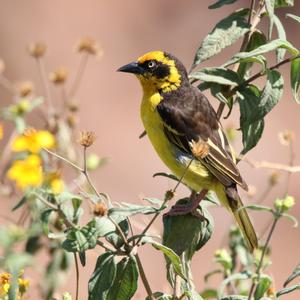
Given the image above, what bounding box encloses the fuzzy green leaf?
[106,257,138,300]
[254,275,272,300]
[286,13,300,24]
[145,292,172,300]
[220,296,248,300]
[12,195,28,211]
[277,284,300,297]
[94,216,116,237]
[281,213,298,227]
[265,0,275,40]
[219,271,252,297]
[88,252,116,300]
[190,67,241,86]
[153,172,179,182]
[201,288,218,299]
[290,57,300,103]
[192,9,250,67]
[273,15,287,62]
[228,39,299,66]
[105,215,129,249]
[275,0,293,8]
[163,199,214,260]
[284,263,300,287]
[208,0,237,9]
[239,204,274,213]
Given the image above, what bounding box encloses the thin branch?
[248,217,279,300]
[36,57,54,115]
[42,147,83,172]
[0,75,17,95]
[74,253,80,300]
[135,253,154,299]
[242,156,300,173]
[68,53,89,99]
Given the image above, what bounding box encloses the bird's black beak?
[117,62,144,74]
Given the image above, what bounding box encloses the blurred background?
[0,0,300,299]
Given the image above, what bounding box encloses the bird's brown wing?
[157,86,248,190]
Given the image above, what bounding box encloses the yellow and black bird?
[118,51,258,252]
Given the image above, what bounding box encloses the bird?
[118,51,258,252]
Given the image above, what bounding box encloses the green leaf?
[88,252,116,300]
[220,296,248,300]
[12,194,28,211]
[105,215,129,249]
[94,216,116,237]
[286,13,300,24]
[265,0,275,40]
[290,57,300,103]
[153,172,179,182]
[228,39,299,66]
[106,257,138,300]
[277,284,300,297]
[241,120,264,154]
[108,202,165,217]
[41,209,54,235]
[208,0,237,9]
[239,204,274,213]
[143,197,164,206]
[190,67,241,86]
[145,292,172,300]
[163,198,214,260]
[281,213,298,227]
[254,275,272,300]
[192,8,250,67]
[219,271,252,297]
[284,263,300,287]
[201,288,218,299]
[273,15,287,62]
[275,0,294,7]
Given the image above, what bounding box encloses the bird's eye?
[148,60,156,69]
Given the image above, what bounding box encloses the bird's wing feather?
[157,87,248,190]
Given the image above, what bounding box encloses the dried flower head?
[93,202,107,216]
[246,185,257,198]
[18,81,34,97]
[165,189,175,201]
[269,171,280,186]
[0,59,5,73]
[78,131,96,147]
[27,42,46,58]
[49,67,68,84]
[68,102,79,112]
[76,37,103,56]
[66,114,77,128]
[278,130,295,146]
[189,139,210,159]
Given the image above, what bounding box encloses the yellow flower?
[18,278,29,295]
[12,128,55,153]
[7,155,43,189]
[44,172,64,194]
[0,273,11,296]
[0,123,3,140]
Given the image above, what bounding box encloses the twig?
[285,141,295,195]
[74,253,80,300]
[248,217,279,300]
[96,240,115,252]
[68,53,89,99]
[241,156,300,173]
[0,74,17,95]
[35,57,54,115]
[135,253,154,300]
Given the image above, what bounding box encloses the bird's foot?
[163,189,208,221]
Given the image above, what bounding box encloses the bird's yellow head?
[118,51,188,93]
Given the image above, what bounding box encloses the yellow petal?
[36,130,55,149]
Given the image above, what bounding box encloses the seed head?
[49,67,68,84]
[27,42,46,58]
[18,81,34,97]
[189,139,210,159]
[278,130,295,146]
[76,37,103,56]
[93,202,107,216]
[78,131,96,147]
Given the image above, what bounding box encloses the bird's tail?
[222,186,258,253]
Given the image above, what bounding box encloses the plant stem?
[36,57,54,116]
[68,53,89,99]
[135,253,154,299]
[248,217,279,300]
[74,253,80,300]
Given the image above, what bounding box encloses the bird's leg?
[164,189,208,219]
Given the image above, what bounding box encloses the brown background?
[0,0,300,299]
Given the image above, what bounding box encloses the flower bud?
[27,42,46,58]
[86,153,101,171]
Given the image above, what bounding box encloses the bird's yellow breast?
[140,91,212,192]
